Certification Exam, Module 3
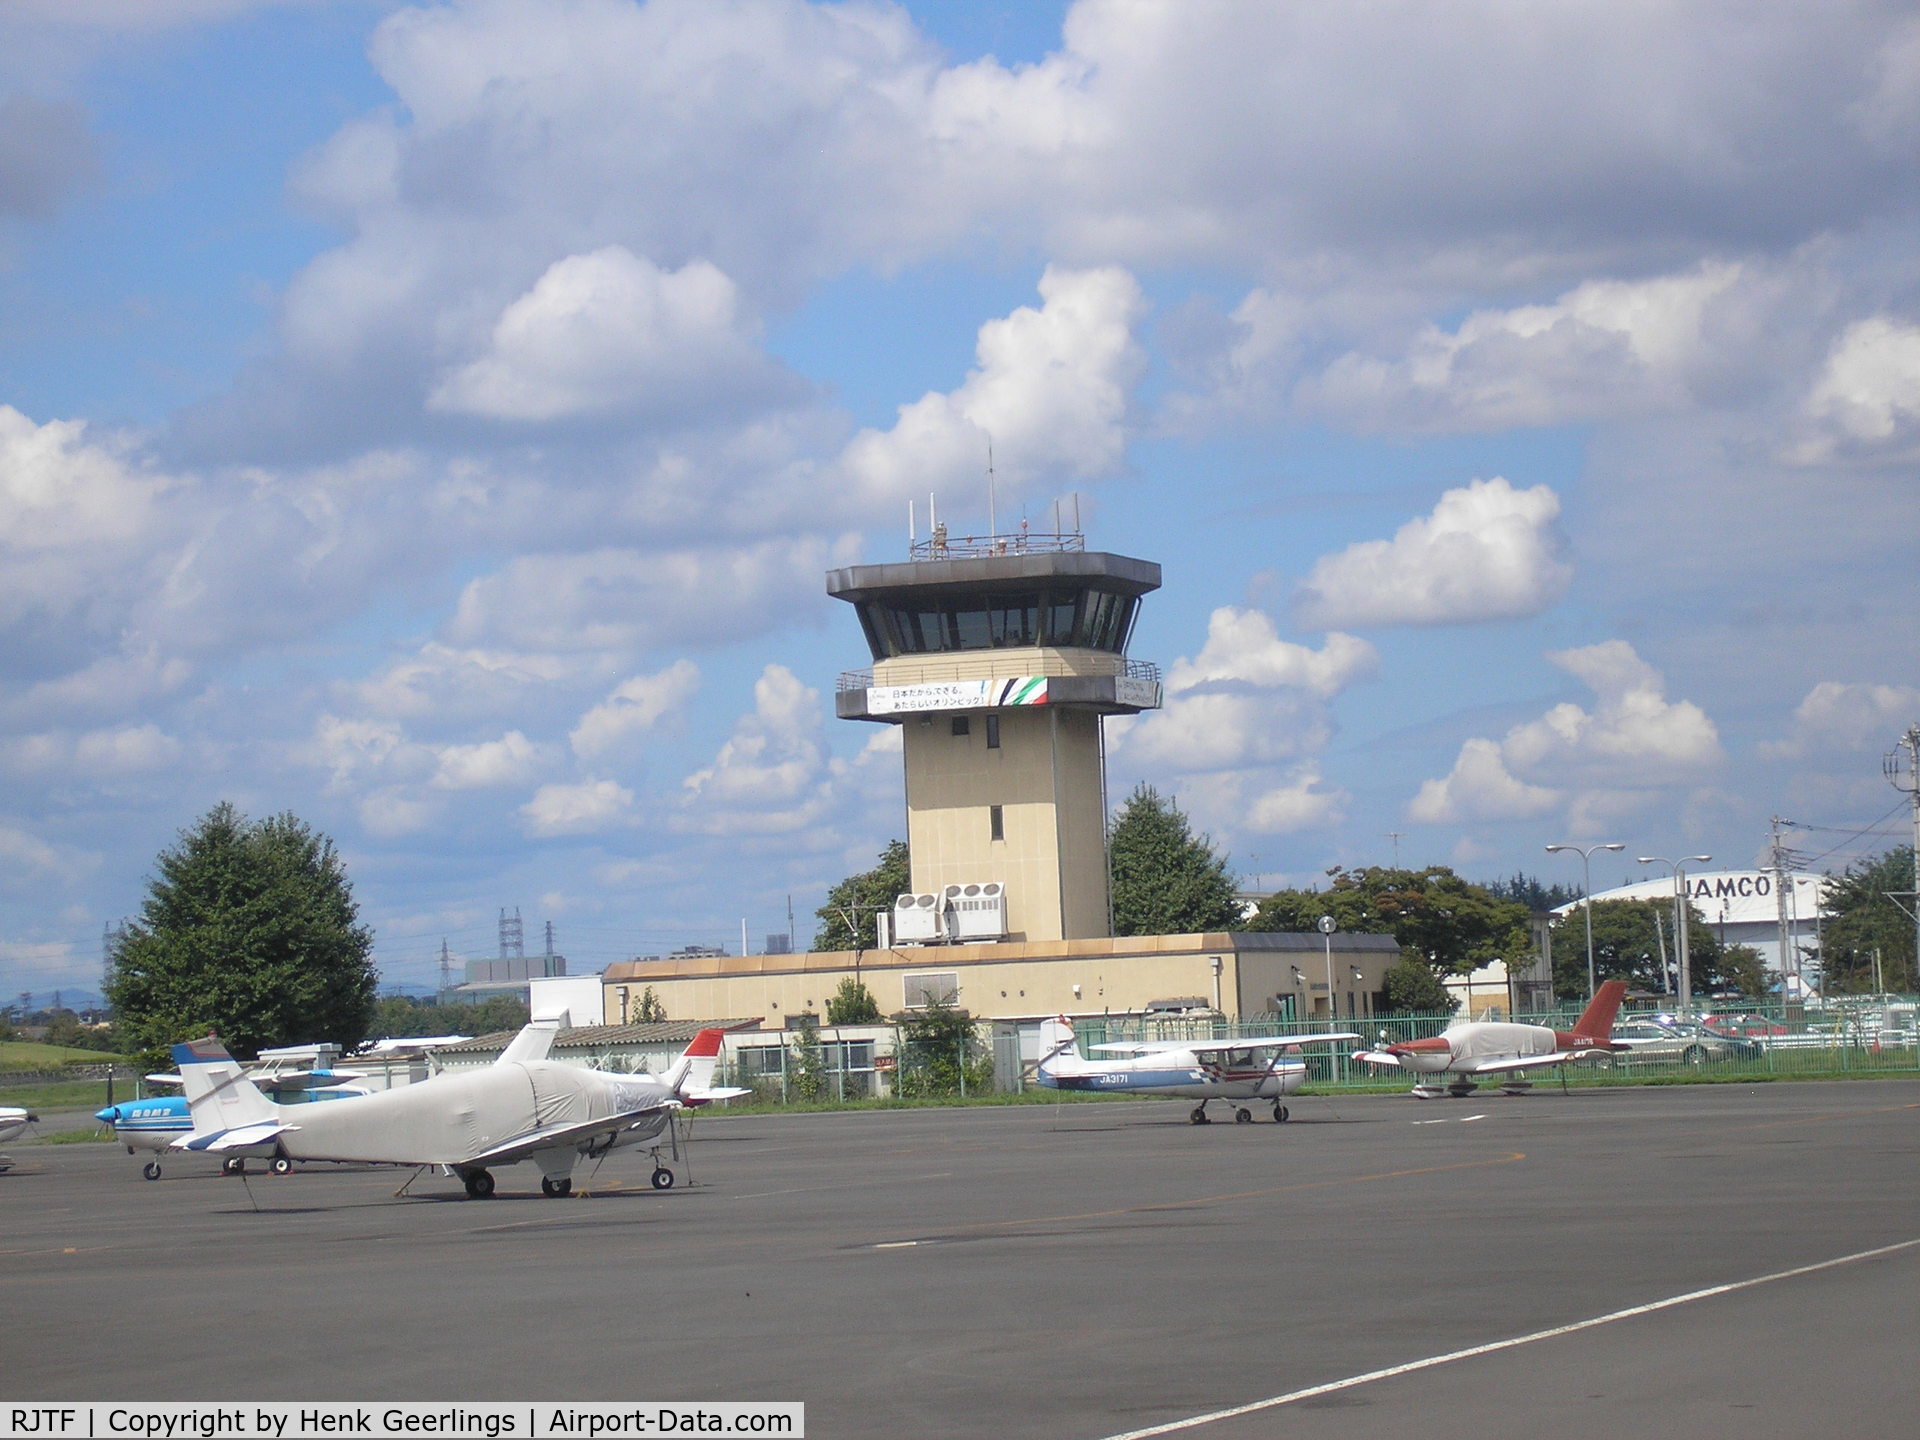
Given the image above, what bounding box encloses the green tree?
[367,994,531,1040]
[1547,899,1767,1000]
[788,1010,827,1101]
[814,839,911,950]
[1818,846,1917,993]
[636,986,667,1022]
[107,804,377,1060]
[1251,866,1530,983]
[1108,784,1242,936]
[826,977,881,1025]
[1482,872,1580,911]
[893,991,991,1097]
[1382,957,1456,1014]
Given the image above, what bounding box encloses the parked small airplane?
[0,1105,36,1172]
[1036,1016,1361,1124]
[171,1024,744,1197]
[1352,979,1630,1097]
[106,1020,560,1180]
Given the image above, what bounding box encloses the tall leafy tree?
[107,804,377,1059]
[813,839,911,950]
[1107,783,1242,935]
[826,976,882,1024]
[1250,865,1530,979]
[1818,846,1917,993]
[1547,899,1767,1000]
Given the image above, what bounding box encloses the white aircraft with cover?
[1352,979,1630,1097]
[0,1104,35,1172]
[171,1024,743,1197]
[1036,1015,1360,1124]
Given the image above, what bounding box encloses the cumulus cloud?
[838,265,1146,506]
[1410,640,1723,824]
[1246,765,1348,833]
[679,664,832,834]
[429,248,796,423]
[1793,316,1920,463]
[1166,608,1376,698]
[570,660,700,759]
[1295,478,1571,629]
[522,778,636,837]
[430,730,546,790]
[1761,680,1920,758]
[1303,264,1743,432]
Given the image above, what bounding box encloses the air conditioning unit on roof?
[945,881,1008,941]
[893,891,946,944]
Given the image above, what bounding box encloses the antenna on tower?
[438,939,454,995]
[986,433,997,539]
[1885,725,1920,985]
[499,907,523,959]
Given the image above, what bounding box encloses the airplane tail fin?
[174,1035,279,1134]
[497,1018,560,1064]
[1037,1015,1087,1077]
[663,1028,728,1097]
[1571,979,1629,1041]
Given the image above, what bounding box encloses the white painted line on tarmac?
[1092,1236,1920,1440]
[872,1241,919,1249]
[1411,1114,1485,1124]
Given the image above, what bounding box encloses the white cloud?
[838,265,1146,506]
[346,643,595,724]
[1303,264,1743,432]
[1166,608,1376,698]
[1762,680,1920,759]
[1409,737,1562,824]
[1794,316,1920,463]
[1295,477,1571,629]
[2,723,182,778]
[522,778,636,837]
[1246,765,1349,833]
[679,664,831,834]
[570,660,700,759]
[429,247,792,422]
[1411,641,1722,824]
[430,730,546,790]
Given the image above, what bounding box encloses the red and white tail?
[662,1028,728,1096]
[1570,979,1629,1042]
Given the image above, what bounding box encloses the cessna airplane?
[0,1105,35,1172]
[1036,1015,1360,1124]
[1352,978,1629,1097]
[171,1025,744,1197]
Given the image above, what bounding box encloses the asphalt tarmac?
[4,1080,1917,1439]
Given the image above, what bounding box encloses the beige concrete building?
[603,930,1401,1028]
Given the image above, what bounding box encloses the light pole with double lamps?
[1546,842,1624,1002]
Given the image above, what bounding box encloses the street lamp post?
[1640,855,1712,1011]
[1317,915,1336,1023]
[1546,842,1625,1002]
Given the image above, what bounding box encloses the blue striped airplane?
[1035,1015,1360,1124]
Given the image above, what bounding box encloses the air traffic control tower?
[828,527,1162,944]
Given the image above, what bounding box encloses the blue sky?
[4,0,1918,1003]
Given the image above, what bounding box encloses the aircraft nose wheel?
[1234,1107,1253,1123]
[269,1156,294,1176]
[142,1161,162,1181]
[1272,1104,1289,1122]
[650,1166,675,1189]
[221,1156,245,1175]
[463,1169,496,1199]
[541,1175,572,1198]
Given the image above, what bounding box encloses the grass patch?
[0,1079,125,1109]
[0,1039,124,1070]
[39,1127,114,1144]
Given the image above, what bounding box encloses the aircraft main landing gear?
[1272,1103,1290,1122]
[1188,1104,1211,1125]
[541,1175,573,1198]
[1234,1107,1253,1124]
[650,1166,675,1189]
[142,1160,162,1181]
[270,1156,294,1175]
[221,1156,245,1175]
[463,1169,496,1199]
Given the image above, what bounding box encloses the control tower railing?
[908,525,1085,561]
[838,655,1161,693]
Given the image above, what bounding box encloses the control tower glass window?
[860,588,1139,658]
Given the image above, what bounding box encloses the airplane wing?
[255,1070,367,1094]
[1352,1049,1403,1067]
[683,1087,751,1104]
[144,1072,184,1088]
[1092,1031,1361,1055]
[1455,1048,1610,1075]
[462,1101,679,1167]
[1188,1032,1361,1053]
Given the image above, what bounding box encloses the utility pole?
[1770,816,1797,995]
[1384,832,1404,868]
[1886,726,1920,989]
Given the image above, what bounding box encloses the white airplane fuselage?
[1037,1051,1308,1101]
[0,1106,32,1145]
